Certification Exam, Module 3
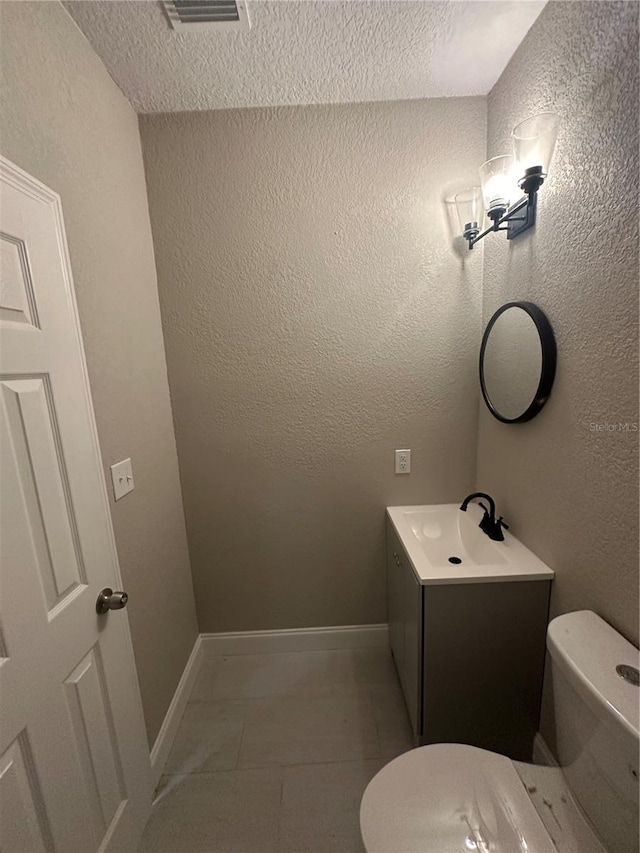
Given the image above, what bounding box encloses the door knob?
[96,587,128,614]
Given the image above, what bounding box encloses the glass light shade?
[479,155,515,214]
[512,112,560,180]
[455,187,482,234]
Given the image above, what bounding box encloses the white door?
[0,156,152,852]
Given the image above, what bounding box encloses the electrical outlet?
[395,449,411,474]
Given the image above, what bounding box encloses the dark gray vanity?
[386,505,553,761]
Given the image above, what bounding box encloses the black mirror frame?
[479,301,557,424]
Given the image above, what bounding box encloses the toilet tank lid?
[547,610,640,741]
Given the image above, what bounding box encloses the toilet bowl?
[360,611,639,853]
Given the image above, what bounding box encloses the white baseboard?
[200,623,389,657]
[532,732,557,766]
[149,636,203,789]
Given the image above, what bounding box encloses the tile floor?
[138,645,414,853]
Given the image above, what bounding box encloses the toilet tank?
[547,611,639,853]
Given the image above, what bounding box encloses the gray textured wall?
[478,0,639,661]
[0,0,199,746]
[140,98,486,632]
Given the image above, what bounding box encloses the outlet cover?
[110,458,134,501]
[395,449,411,474]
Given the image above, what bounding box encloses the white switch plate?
[395,449,411,474]
[110,458,134,501]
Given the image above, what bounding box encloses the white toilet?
[360,610,639,853]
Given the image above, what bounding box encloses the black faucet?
[459,492,509,542]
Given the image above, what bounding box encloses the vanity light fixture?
[456,112,560,249]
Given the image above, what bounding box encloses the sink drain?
[616,664,640,686]
[448,556,462,565]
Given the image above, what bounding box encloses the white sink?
[404,504,508,567]
[387,503,555,585]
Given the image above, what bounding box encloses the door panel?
[0,231,39,329]
[385,519,422,737]
[64,647,126,846]
[0,733,53,853]
[400,562,422,736]
[386,521,404,672]
[0,156,151,852]
[1,375,85,611]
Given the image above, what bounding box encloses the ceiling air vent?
[161,0,251,32]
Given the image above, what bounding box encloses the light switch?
[110,458,134,501]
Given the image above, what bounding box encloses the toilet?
[360,610,639,853]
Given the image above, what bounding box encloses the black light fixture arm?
[465,166,544,250]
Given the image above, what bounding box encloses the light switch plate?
[110,458,134,501]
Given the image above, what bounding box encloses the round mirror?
[480,302,556,423]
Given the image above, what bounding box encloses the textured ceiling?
[64,0,546,113]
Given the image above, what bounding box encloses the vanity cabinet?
[386,528,422,734]
[386,516,551,761]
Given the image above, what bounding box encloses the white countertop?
[387,503,555,585]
